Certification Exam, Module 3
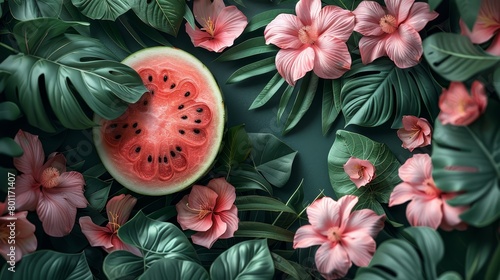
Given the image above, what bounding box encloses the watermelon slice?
[93,47,225,195]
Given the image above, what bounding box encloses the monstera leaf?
[432,99,500,227]
[328,130,401,214]
[71,0,130,20]
[341,58,440,128]
[8,0,63,20]
[131,0,185,36]
[0,18,146,132]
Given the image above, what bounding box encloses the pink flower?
[438,81,488,126]
[79,194,141,256]
[397,115,432,152]
[185,0,247,52]
[343,157,376,188]
[460,0,500,56]
[0,202,37,261]
[389,154,468,231]
[353,0,438,68]
[13,130,88,237]
[293,195,385,279]
[176,178,239,249]
[264,0,355,86]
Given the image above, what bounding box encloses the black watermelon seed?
[170,151,176,157]
[132,122,138,128]
[193,129,200,134]
[147,155,152,163]
[148,75,152,82]
[170,83,176,89]
[110,124,118,128]
[181,115,188,120]
[194,119,201,123]
[179,129,185,135]
[196,108,203,113]
[143,100,148,106]
[158,157,162,163]
[178,104,184,110]
[163,156,168,163]
[135,129,142,134]
[151,90,154,95]
[176,146,182,152]
[135,147,141,153]
[122,124,128,128]
[184,91,190,97]
[163,75,168,82]
[114,134,122,140]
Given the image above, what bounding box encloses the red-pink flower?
[13,130,88,237]
[185,0,247,53]
[438,81,488,126]
[343,157,376,188]
[264,0,355,86]
[79,194,141,256]
[397,115,432,152]
[176,178,239,249]
[0,202,37,261]
[460,0,500,56]
[293,195,385,279]
[389,154,467,231]
[353,0,438,68]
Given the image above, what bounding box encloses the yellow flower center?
[380,15,398,34]
[186,203,213,220]
[108,211,120,233]
[327,226,342,243]
[298,25,318,44]
[202,17,216,37]
[40,167,60,188]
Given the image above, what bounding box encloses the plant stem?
[0,42,18,54]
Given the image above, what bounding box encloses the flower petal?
[79,216,114,249]
[13,130,45,175]
[404,2,438,32]
[212,6,247,51]
[193,0,225,26]
[185,25,221,52]
[217,205,239,239]
[176,195,213,232]
[106,194,137,225]
[207,178,236,212]
[343,157,375,188]
[485,34,500,56]
[293,225,328,249]
[275,47,315,86]
[191,215,227,249]
[317,5,355,41]
[385,0,415,23]
[14,174,40,211]
[385,23,422,68]
[398,154,432,184]
[342,231,376,267]
[438,81,484,126]
[264,14,303,49]
[54,171,88,209]
[460,0,500,44]
[344,209,385,239]
[389,182,418,206]
[315,242,351,279]
[37,191,77,237]
[7,211,37,261]
[353,1,386,36]
[337,195,359,231]
[42,152,67,174]
[307,197,340,234]
[188,185,218,210]
[406,197,442,229]
[440,194,468,231]
[110,235,142,256]
[312,37,352,80]
[471,80,488,113]
[295,0,321,26]
[358,35,388,65]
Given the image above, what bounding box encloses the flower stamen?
[380,15,398,34]
[201,17,216,37]
[108,211,120,233]
[298,25,318,44]
[40,167,60,188]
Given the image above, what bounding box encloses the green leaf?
[0,138,23,157]
[423,33,500,81]
[429,0,443,10]
[228,164,273,195]
[183,4,195,30]
[82,163,107,177]
[244,9,294,32]
[485,243,500,280]
[235,222,294,242]
[321,79,342,135]
[131,0,185,36]
[248,133,297,187]
[71,0,130,20]
[217,37,277,62]
[432,99,500,227]
[0,250,92,279]
[465,235,493,280]
[226,57,277,84]
[139,259,209,280]
[210,239,274,280]
[283,72,319,134]
[249,72,285,110]
[327,130,401,215]
[235,195,297,214]
[455,0,481,31]
[494,67,500,98]
[404,227,444,279]
[103,250,144,280]
[0,101,22,121]
[342,58,440,128]
[83,176,112,211]
[438,272,463,280]
[218,124,252,174]
[118,211,199,266]
[277,85,293,122]
[9,0,63,20]
[272,252,311,280]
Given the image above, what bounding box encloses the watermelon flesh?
[93,47,224,195]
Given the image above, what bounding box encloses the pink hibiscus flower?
[0,201,37,261]
[460,0,500,56]
[13,130,88,237]
[397,115,432,152]
[293,195,385,279]
[185,0,247,53]
[264,0,355,86]
[389,154,468,231]
[343,157,376,188]
[176,178,239,249]
[438,81,488,126]
[79,194,141,256]
[353,0,438,68]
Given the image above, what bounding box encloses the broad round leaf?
[9,0,63,20]
[71,0,130,20]
[0,137,23,157]
[0,101,22,121]
[0,250,92,280]
[328,130,401,214]
[210,239,274,280]
[139,259,209,280]
[432,99,500,227]
[217,124,252,173]
[131,0,185,36]
[341,59,440,128]
[103,250,144,280]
